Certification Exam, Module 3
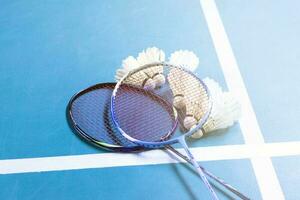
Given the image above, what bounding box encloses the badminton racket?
[67,82,249,200]
[112,62,218,199]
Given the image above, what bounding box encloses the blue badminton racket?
[111,62,219,199]
[67,82,249,200]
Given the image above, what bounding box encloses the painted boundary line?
[199,0,285,199]
[0,142,300,174]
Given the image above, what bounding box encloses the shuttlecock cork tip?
[184,116,198,130]
[153,73,166,88]
[173,95,186,109]
[143,78,156,90]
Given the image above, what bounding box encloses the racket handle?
[178,137,219,200]
[165,145,250,200]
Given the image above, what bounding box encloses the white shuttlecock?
[137,47,166,88]
[115,56,139,81]
[116,55,155,90]
[183,99,208,132]
[190,77,223,138]
[190,78,242,139]
[168,50,200,109]
[115,47,166,88]
[168,67,189,109]
[169,50,199,72]
[136,47,165,66]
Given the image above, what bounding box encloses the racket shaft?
[165,145,250,200]
[178,138,219,200]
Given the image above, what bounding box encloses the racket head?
[111,62,212,148]
[67,82,143,152]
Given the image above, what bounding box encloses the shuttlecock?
[168,67,191,109]
[178,75,210,132]
[168,50,200,109]
[168,51,200,109]
[137,47,166,88]
[115,55,154,90]
[190,78,242,139]
[136,47,165,66]
[183,116,198,130]
[115,47,166,88]
[169,50,199,72]
[115,56,139,81]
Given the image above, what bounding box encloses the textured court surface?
[0,0,299,199]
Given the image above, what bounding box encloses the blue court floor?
[0,0,299,199]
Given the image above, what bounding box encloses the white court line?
[0,142,300,174]
[199,0,285,199]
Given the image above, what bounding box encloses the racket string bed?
[113,85,177,142]
[69,83,139,149]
